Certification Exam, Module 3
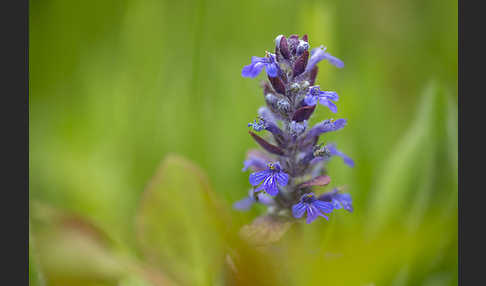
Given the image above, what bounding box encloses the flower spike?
[237,34,354,228]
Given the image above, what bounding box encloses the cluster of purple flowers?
[234,34,354,224]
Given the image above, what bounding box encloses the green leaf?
[366,81,441,234]
[29,225,46,286]
[135,154,226,286]
[444,93,458,214]
[30,202,126,286]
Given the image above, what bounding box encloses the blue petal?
[249,170,270,186]
[258,106,277,125]
[305,46,344,71]
[331,199,343,209]
[265,63,278,78]
[305,46,327,73]
[242,62,265,78]
[263,176,279,196]
[242,157,267,172]
[333,119,347,130]
[292,202,307,218]
[321,91,339,101]
[233,197,255,211]
[342,155,355,167]
[318,212,329,220]
[275,171,289,186]
[241,65,255,78]
[251,56,266,64]
[257,193,274,205]
[319,98,338,113]
[313,200,334,214]
[328,144,354,167]
[304,95,318,106]
[306,205,319,224]
[254,184,264,192]
[336,194,353,212]
[309,157,324,165]
[323,52,344,68]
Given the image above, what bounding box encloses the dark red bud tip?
[249,131,285,156]
[279,36,290,60]
[302,34,308,42]
[289,34,299,40]
[268,75,286,95]
[292,105,316,122]
[293,50,309,77]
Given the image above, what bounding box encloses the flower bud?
[296,40,309,55]
[277,98,291,114]
[290,83,300,92]
[301,80,310,90]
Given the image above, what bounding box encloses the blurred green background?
[29,0,457,285]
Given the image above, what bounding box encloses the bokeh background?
[29,0,457,285]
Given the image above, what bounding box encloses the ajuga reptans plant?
[234,34,354,224]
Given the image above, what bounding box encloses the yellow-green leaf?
[135,154,226,285]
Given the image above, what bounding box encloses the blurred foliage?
[29,0,457,285]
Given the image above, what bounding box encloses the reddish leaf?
[262,81,273,95]
[249,131,285,156]
[268,75,286,95]
[293,51,309,77]
[300,175,331,187]
[279,35,290,60]
[292,105,316,122]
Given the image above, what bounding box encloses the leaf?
[293,50,309,77]
[267,75,286,95]
[30,202,126,285]
[249,131,285,156]
[443,93,458,213]
[300,175,331,188]
[239,215,293,246]
[29,224,46,286]
[279,35,290,60]
[292,105,316,122]
[136,154,227,286]
[366,81,441,234]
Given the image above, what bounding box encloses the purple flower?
[240,35,354,225]
[292,193,334,223]
[304,86,339,113]
[305,118,347,140]
[242,53,279,78]
[309,156,324,165]
[258,107,277,125]
[326,143,354,167]
[233,189,274,211]
[242,156,267,172]
[248,118,265,131]
[305,46,344,72]
[242,150,271,172]
[249,162,289,196]
[318,189,353,212]
[289,120,308,137]
[248,114,285,142]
